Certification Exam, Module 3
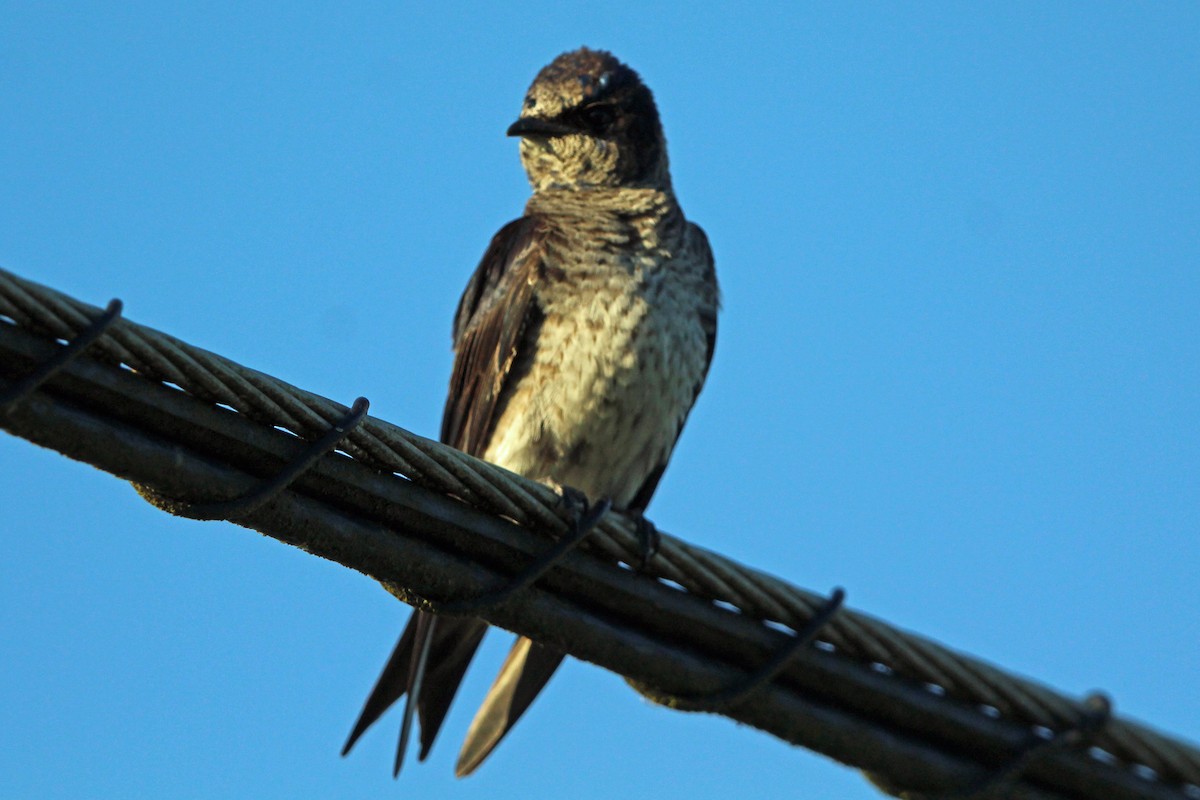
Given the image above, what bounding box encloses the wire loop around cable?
[174,396,370,521]
[0,298,123,410]
[432,497,613,615]
[666,587,846,711]
[916,692,1113,800]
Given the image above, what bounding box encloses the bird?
[341,46,719,778]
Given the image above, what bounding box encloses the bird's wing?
[442,215,549,455]
[625,221,718,513]
[343,216,550,771]
[442,215,568,775]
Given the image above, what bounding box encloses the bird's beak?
[506,117,578,138]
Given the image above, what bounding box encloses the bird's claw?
[556,485,612,537]
[631,512,660,570]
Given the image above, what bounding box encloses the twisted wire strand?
[1,267,1197,792]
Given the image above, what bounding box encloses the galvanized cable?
[1,266,1198,795]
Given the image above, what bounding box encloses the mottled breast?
[482,210,716,509]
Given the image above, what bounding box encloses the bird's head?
[508,48,669,193]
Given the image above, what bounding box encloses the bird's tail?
[342,611,488,772]
[455,636,565,777]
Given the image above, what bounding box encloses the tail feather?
[393,612,437,776]
[342,611,488,767]
[416,619,488,760]
[342,618,418,756]
[455,636,565,777]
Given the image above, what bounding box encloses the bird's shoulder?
[451,216,549,343]
[683,220,716,281]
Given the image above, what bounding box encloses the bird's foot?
[627,510,661,571]
[556,485,612,537]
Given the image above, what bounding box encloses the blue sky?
[2,3,1197,798]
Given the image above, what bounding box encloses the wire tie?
[176,396,370,521]
[920,692,1113,799]
[669,587,846,711]
[431,496,613,615]
[0,298,123,411]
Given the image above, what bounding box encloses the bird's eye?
[582,104,615,130]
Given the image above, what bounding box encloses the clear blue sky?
[2,4,1197,798]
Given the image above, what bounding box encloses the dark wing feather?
[442,215,548,456]
[343,216,548,769]
[438,216,564,774]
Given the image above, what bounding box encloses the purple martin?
[343,46,719,777]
